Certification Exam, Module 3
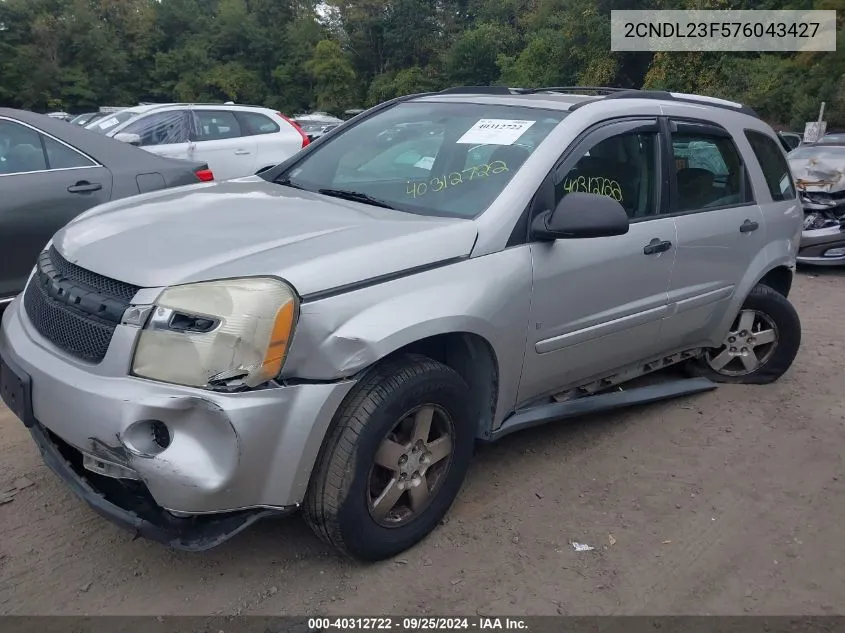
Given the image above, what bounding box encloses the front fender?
[283,248,534,427]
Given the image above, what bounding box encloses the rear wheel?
[687,284,801,384]
[304,354,474,561]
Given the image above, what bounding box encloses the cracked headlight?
[132,277,298,389]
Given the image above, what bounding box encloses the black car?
[0,108,214,304]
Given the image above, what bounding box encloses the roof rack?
[439,86,519,95]
[519,86,633,95]
[569,90,760,119]
[438,86,631,96]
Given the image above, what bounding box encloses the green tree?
[306,39,358,112]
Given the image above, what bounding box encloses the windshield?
[277,101,566,218]
[86,110,136,134]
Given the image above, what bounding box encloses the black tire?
[686,284,801,384]
[304,354,474,561]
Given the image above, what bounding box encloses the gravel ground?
[1,268,843,616]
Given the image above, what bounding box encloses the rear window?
[278,102,566,219]
[745,130,796,201]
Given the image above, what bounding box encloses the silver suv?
[0,87,803,561]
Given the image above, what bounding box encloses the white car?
[86,103,310,180]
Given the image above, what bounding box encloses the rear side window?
[43,136,95,169]
[194,110,242,141]
[236,111,280,136]
[123,110,191,146]
[0,120,47,174]
[745,130,796,201]
[672,132,749,211]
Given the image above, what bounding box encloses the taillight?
[278,112,310,148]
[195,168,214,182]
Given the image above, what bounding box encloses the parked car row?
[0,108,214,303]
[84,103,311,180]
[1,87,805,562]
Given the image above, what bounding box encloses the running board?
[485,377,717,442]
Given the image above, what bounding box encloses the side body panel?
[658,104,802,348]
[283,249,534,432]
[0,166,112,298]
[518,219,676,404]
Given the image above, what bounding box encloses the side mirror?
[531,192,630,241]
[114,132,142,147]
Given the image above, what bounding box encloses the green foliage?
[306,39,358,112]
[0,0,841,128]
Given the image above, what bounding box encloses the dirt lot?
[1,269,844,616]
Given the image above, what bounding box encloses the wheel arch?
[709,254,795,348]
[378,331,500,440]
[756,265,793,298]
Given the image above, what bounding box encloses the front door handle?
[234,149,251,155]
[740,219,760,233]
[643,238,672,255]
[67,181,102,194]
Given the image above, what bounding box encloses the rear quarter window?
[236,112,281,136]
[744,130,797,201]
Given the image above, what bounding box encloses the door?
[660,119,765,349]
[234,110,298,172]
[0,119,112,298]
[517,118,678,404]
[119,110,193,161]
[190,109,257,180]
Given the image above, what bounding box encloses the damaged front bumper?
[0,297,356,550]
[28,417,285,551]
[797,193,845,266]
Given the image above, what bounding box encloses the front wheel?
[687,284,801,384]
[304,354,474,561]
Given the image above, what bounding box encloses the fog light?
[823,247,845,257]
[121,419,172,456]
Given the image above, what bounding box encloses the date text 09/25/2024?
[307,617,529,631]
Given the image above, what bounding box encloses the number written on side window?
[556,132,657,219]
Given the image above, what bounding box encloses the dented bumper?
[0,297,355,519]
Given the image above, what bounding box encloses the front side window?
[194,110,242,141]
[556,131,658,219]
[278,102,566,218]
[122,111,190,146]
[672,132,746,211]
[0,120,47,174]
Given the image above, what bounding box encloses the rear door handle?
[234,150,251,155]
[740,219,760,233]
[67,181,102,194]
[643,238,672,255]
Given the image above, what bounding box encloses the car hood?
[788,148,845,193]
[52,178,478,297]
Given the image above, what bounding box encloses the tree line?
[0,0,843,129]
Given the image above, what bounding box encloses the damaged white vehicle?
[788,143,845,265]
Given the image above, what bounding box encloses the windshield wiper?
[276,176,306,190]
[317,188,396,209]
